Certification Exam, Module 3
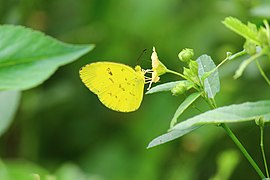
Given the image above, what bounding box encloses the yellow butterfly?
[79,62,145,112]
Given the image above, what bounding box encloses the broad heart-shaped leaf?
[147,100,270,148]
[169,92,202,129]
[0,25,95,90]
[0,91,20,136]
[146,81,185,95]
[196,55,220,98]
[222,17,261,46]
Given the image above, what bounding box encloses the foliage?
[0,25,94,90]
[0,25,93,179]
[146,16,270,179]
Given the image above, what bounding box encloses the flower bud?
[178,48,194,62]
[189,60,198,75]
[171,81,193,96]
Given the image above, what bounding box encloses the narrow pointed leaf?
[170,92,202,128]
[222,17,261,45]
[146,81,185,94]
[0,91,21,136]
[197,55,220,98]
[0,25,95,90]
[148,100,270,148]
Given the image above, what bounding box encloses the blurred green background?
[1,0,270,179]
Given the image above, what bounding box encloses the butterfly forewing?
[79,62,145,112]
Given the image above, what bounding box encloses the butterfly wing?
[79,62,145,112]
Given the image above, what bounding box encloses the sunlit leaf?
[222,17,261,46]
[146,81,184,94]
[0,91,21,136]
[148,100,270,148]
[0,25,95,90]
[197,55,220,98]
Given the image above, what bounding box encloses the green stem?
[260,126,269,177]
[166,69,186,79]
[204,98,265,179]
[166,69,200,91]
[217,50,246,69]
[228,50,247,61]
[201,50,247,80]
[256,60,270,86]
[234,51,264,79]
[221,123,265,179]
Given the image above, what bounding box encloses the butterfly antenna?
[136,49,147,65]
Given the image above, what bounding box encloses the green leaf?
[148,100,270,148]
[196,55,220,98]
[0,91,21,136]
[170,92,202,129]
[2,160,51,180]
[222,17,261,46]
[234,51,263,79]
[146,81,185,94]
[0,25,95,90]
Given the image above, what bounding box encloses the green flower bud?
[171,81,187,96]
[171,81,193,96]
[178,48,194,62]
[189,60,198,75]
[183,62,200,86]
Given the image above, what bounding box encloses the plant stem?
[260,126,269,178]
[218,50,246,68]
[256,60,270,86]
[166,69,186,79]
[234,51,264,79]
[204,98,265,179]
[201,50,247,80]
[221,123,265,179]
[166,69,200,92]
[228,50,247,61]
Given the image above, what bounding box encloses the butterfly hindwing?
[79,62,145,112]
